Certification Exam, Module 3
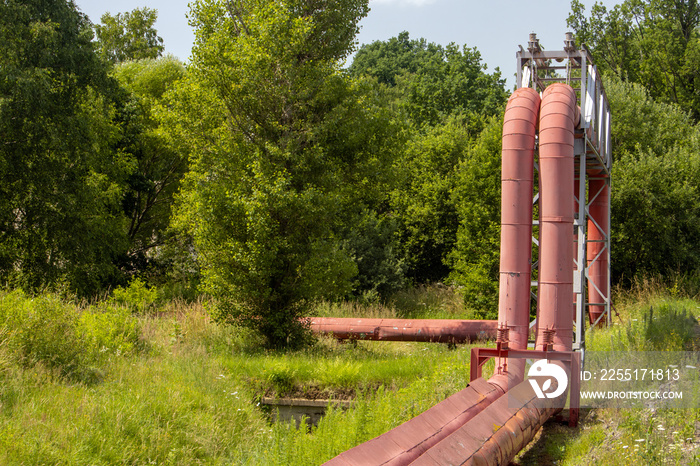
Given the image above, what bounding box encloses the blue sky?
[75,0,619,88]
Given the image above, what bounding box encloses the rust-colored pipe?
[491,86,540,392]
[407,379,566,466]
[586,173,610,326]
[536,84,579,352]
[573,176,580,321]
[322,87,542,466]
[323,378,504,466]
[308,317,498,343]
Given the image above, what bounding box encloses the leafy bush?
[108,277,159,313]
[79,304,143,357]
[0,290,143,383]
[0,291,89,380]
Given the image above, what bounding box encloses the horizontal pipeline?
[410,378,565,466]
[307,317,498,343]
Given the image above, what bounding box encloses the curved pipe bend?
[491,86,540,393]
[323,84,582,466]
[536,83,578,353]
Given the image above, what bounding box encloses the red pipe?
[536,83,579,352]
[322,87,542,466]
[323,378,504,466]
[586,173,610,326]
[491,86,540,392]
[407,379,565,466]
[308,317,498,343]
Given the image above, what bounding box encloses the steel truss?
[517,33,612,355]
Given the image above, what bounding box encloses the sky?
[74,0,620,89]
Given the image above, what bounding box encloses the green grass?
[1,283,697,465]
[0,288,480,465]
[313,283,474,320]
[515,279,700,465]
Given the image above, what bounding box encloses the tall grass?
[2,280,695,465]
[0,290,143,383]
[0,289,481,465]
[516,278,700,466]
[588,276,699,352]
[314,283,472,320]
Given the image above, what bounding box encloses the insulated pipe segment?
[536,83,579,352]
[409,379,566,466]
[492,86,540,392]
[586,172,610,326]
[308,317,498,343]
[322,377,503,466]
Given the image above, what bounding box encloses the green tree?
[350,31,507,127]
[604,74,695,157]
[176,0,372,347]
[0,0,131,293]
[95,7,164,63]
[390,117,475,283]
[449,118,503,318]
[349,33,507,284]
[612,145,700,282]
[111,56,188,275]
[603,77,700,282]
[568,0,700,120]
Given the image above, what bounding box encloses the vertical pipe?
[573,176,580,322]
[587,173,610,326]
[536,84,578,352]
[321,88,542,466]
[493,87,540,392]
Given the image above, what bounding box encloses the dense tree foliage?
[111,56,188,275]
[350,31,507,127]
[95,7,164,63]
[175,0,382,347]
[390,117,473,283]
[448,118,503,318]
[0,0,131,293]
[350,32,507,286]
[605,77,700,282]
[568,0,700,119]
[0,2,188,295]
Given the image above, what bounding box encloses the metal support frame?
[516,34,612,356]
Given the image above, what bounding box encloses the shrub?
[0,291,90,380]
[108,277,159,313]
[0,290,143,383]
[79,303,144,358]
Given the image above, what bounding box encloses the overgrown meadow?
[0,284,480,465]
[0,280,698,465]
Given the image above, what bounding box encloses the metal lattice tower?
[516,33,612,354]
